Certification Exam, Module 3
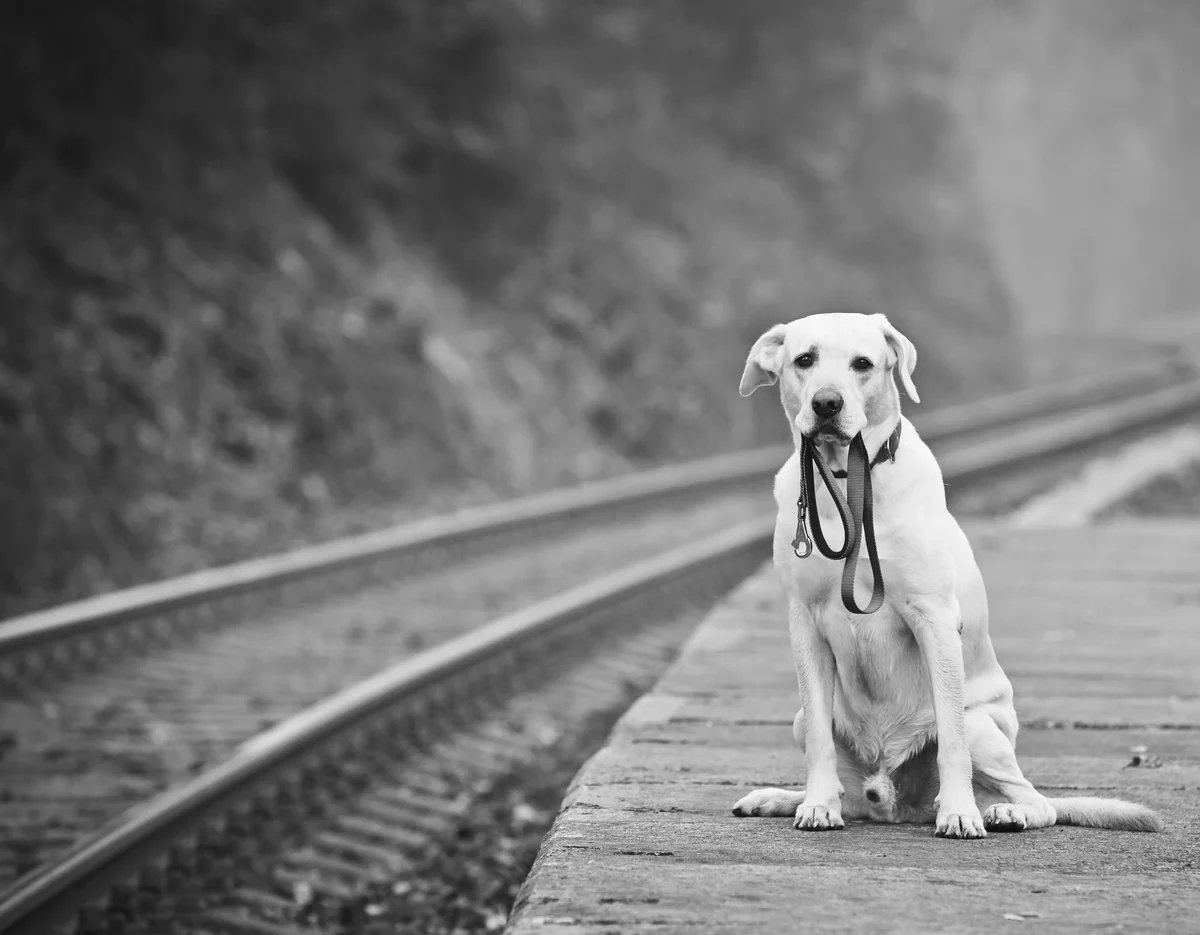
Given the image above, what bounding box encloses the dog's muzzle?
[811,388,844,419]
[804,388,853,443]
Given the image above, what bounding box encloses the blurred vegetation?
[1,0,525,609]
[5,0,1191,613]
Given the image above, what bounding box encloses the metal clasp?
[791,494,812,558]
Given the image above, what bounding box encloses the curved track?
[1,360,1198,934]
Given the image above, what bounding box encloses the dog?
[731,311,1162,837]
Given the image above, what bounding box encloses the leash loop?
[804,437,856,561]
[792,425,895,615]
[840,436,886,615]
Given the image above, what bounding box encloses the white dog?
[731,312,1161,837]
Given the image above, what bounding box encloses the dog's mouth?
[807,422,853,446]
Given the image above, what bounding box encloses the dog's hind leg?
[733,708,807,817]
[969,711,1161,832]
[733,709,875,820]
[967,710,1056,831]
[732,787,807,817]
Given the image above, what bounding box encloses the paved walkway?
[507,520,1200,934]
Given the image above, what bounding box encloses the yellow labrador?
[732,312,1161,837]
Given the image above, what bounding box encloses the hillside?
[2,0,1194,614]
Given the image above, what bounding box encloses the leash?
[791,421,901,615]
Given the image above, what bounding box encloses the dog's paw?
[793,804,845,831]
[732,788,807,818]
[935,809,987,839]
[983,803,1028,832]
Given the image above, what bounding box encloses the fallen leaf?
[1126,744,1164,768]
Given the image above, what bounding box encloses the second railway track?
[1,360,1199,933]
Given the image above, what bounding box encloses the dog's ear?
[873,314,920,403]
[738,323,789,397]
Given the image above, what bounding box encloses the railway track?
[0,360,1197,934]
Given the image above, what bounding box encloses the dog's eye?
[795,353,814,369]
[851,356,874,372]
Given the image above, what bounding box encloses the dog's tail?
[1049,797,1163,833]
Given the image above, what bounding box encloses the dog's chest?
[821,608,917,695]
[820,607,934,760]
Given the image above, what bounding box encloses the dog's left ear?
[873,314,920,403]
[738,323,788,397]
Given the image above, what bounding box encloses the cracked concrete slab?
[507,522,1200,934]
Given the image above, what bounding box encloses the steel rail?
[934,377,1200,479]
[0,357,1188,655]
[3,372,1199,932]
[0,522,772,934]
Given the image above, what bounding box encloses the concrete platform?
[507,521,1200,934]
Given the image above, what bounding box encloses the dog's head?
[738,312,919,444]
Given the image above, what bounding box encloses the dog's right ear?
[738,323,789,397]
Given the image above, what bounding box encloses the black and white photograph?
[1,1,1197,933]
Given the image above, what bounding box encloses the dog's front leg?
[789,601,844,830]
[904,597,986,839]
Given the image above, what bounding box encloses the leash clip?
[791,493,813,558]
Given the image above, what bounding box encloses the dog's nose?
[811,389,844,419]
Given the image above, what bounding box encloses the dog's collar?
[830,420,902,479]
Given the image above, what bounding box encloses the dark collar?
[831,420,902,479]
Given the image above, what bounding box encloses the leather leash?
[791,421,901,615]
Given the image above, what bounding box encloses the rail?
[0,356,1188,655]
[2,366,1199,932]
